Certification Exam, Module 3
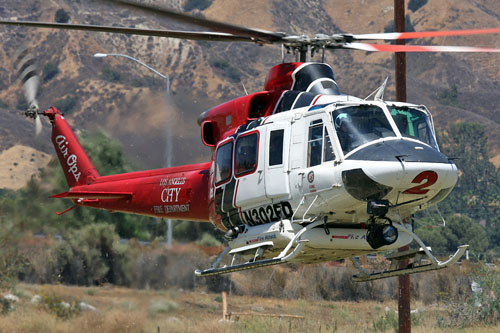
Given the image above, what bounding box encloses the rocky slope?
[0,0,498,189]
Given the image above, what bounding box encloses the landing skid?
[352,223,468,282]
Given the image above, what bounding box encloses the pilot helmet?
[335,113,352,130]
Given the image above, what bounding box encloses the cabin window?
[235,133,259,176]
[269,129,284,166]
[215,140,233,185]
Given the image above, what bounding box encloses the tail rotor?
[15,45,42,135]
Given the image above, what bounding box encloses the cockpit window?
[215,140,233,185]
[308,119,336,167]
[390,107,438,149]
[332,105,396,154]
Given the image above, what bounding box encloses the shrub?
[383,15,415,33]
[408,0,428,12]
[48,223,133,286]
[100,66,122,83]
[39,293,80,319]
[54,9,70,23]
[42,63,59,82]
[438,265,500,328]
[210,58,241,82]
[147,299,178,318]
[183,0,212,12]
[54,95,78,113]
[0,223,25,289]
[438,84,459,107]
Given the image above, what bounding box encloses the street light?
[93,52,173,248]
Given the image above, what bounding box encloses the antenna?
[241,81,248,95]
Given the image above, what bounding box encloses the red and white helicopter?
[3,0,500,281]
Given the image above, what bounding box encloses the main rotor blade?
[342,42,500,53]
[104,0,286,43]
[0,20,254,42]
[349,28,500,41]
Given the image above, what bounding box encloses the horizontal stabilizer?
[52,191,133,199]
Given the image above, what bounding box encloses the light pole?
[93,52,173,249]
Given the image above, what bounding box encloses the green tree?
[438,123,500,224]
[417,215,489,256]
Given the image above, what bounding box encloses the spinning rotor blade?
[15,45,42,135]
[35,114,42,136]
[349,27,500,41]
[342,42,500,53]
[104,0,286,43]
[0,20,254,42]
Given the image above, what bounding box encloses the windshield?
[390,106,438,149]
[331,105,396,154]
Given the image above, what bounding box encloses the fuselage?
[208,99,457,232]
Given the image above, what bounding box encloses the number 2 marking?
[403,171,438,195]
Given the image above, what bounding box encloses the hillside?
[0,0,499,190]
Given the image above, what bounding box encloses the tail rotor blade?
[35,113,43,136]
[15,45,42,135]
[22,73,40,105]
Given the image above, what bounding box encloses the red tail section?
[45,107,99,187]
[43,107,210,222]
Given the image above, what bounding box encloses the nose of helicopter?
[342,139,458,201]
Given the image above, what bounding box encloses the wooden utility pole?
[394,1,411,332]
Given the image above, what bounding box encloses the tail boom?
[45,107,211,222]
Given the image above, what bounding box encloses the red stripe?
[331,235,349,239]
[395,28,500,40]
[312,95,322,105]
[365,44,500,53]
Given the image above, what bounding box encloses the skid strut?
[195,220,322,277]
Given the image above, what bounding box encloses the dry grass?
[0,283,497,332]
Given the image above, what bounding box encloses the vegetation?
[55,95,78,113]
[415,122,500,259]
[100,66,122,83]
[183,0,212,12]
[383,15,416,33]
[210,58,242,82]
[408,0,428,12]
[438,266,500,328]
[42,63,59,82]
[0,98,8,108]
[437,84,459,107]
[54,9,70,23]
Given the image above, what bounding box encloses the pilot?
[335,113,353,153]
[238,145,256,172]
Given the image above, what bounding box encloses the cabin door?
[265,122,291,199]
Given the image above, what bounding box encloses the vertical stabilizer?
[44,107,99,187]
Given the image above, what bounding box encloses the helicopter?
[2,0,500,281]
